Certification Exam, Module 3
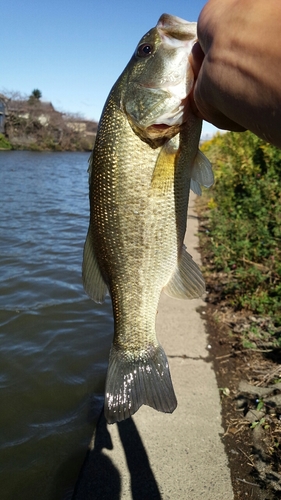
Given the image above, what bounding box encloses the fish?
[82,13,213,424]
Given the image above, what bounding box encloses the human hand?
[190,40,246,132]
[189,0,246,132]
[189,0,281,147]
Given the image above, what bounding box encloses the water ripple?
[0,151,112,499]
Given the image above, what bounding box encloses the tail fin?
[104,344,177,424]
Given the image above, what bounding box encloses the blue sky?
[1,0,216,137]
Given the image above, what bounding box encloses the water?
[0,151,113,499]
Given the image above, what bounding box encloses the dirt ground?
[199,251,281,499]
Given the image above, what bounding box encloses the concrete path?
[73,192,234,500]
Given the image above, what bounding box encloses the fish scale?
[82,13,213,423]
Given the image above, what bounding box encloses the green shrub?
[0,134,12,150]
[201,131,281,326]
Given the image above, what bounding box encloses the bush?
[0,134,12,150]
[201,131,281,326]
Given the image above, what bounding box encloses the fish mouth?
[157,13,197,43]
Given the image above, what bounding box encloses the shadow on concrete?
[72,411,161,500]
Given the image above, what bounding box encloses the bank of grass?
[199,131,281,347]
[0,134,12,150]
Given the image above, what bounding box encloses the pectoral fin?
[82,228,108,303]
[164,245,205,299]
[150,137,178,194]
[190,149,214,196]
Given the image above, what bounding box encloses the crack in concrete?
[168,354,209,361]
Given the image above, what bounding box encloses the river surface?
[0,151,114,499]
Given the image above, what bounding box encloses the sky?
[1,0,217,138]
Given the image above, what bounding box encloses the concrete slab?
[73,192,234,499]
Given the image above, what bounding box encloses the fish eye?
[136,43,153,58]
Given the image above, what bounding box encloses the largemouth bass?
[83,13,213,424]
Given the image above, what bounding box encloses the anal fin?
[190,149,214,196]
[164,246,205,299]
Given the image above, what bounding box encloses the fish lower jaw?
[157,14,197,45]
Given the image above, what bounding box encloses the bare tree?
[1,89,97,151]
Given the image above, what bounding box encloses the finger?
[189,42,205,79]
[193,72,246,132]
